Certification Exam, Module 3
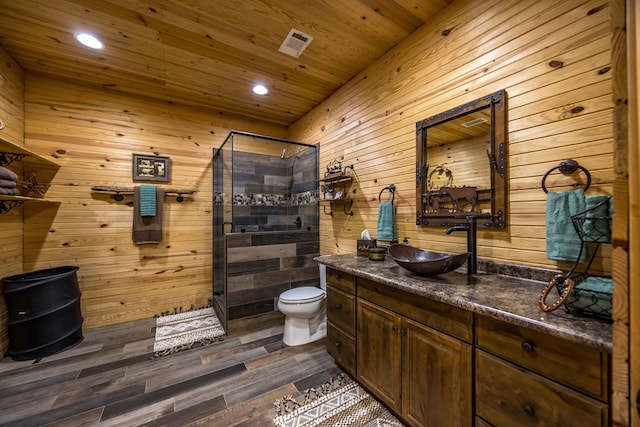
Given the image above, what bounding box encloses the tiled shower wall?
[231,147,318,232]
[225,230,320,322]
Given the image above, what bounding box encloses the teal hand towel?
[377,201,397,242]
[581,195,612,242]
[139,184,157,217]
[546,189,588,262]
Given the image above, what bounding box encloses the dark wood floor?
[0,316,341,426]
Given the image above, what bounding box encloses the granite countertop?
[315,254,612,353]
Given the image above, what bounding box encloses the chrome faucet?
[445,216,477,274]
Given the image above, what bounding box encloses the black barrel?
[2,266,83,360]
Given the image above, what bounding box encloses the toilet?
[277,264,327,346]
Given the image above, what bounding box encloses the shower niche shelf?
[320,172,354,216]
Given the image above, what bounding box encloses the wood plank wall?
[20,75,287,329]
[611,0,631,424]
[289,0,615,275]
[0,47,25,356]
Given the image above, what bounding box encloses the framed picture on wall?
[132,154,171,182]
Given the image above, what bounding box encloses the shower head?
[280,148,287,159]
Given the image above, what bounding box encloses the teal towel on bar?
[377,201,397,242]
[546,189,588,262]
[582,195,612,242]
[139,184,157,217]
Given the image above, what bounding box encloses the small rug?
[152,307,225,358]
[273,373,405,427]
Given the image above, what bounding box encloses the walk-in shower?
[212,131,319,333]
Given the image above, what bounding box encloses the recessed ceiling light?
[74,32,104,50]
[253,84,268,95]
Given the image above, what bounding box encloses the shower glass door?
[212,140,233,332]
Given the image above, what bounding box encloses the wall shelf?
[0,136,59,168]
[0,136,60,214]
[320,172,354,216]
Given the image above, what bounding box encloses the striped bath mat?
[153,307,225,357]
[273,373,405,426]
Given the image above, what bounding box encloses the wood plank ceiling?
[0,0,453,126]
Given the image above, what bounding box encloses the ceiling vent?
[460,117,488,128]
[278,28,313,58]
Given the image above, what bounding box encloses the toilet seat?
[279,287,325,304]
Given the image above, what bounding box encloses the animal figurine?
[439,186,478,212]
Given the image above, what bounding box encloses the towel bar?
[541,159,591,193]
[91,186,195,202]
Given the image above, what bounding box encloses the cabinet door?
[357,298,402,412]
[402,318,472,427]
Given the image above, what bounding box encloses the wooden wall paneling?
[0,208,23,357]
[611,0,633,424]
[626,0,640,422]
[0,46,25,145]
[23,75,286,329]
[0,46,24,357]
[295,0,607,147]
[289,0,615,275]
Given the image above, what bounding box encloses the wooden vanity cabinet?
[356,277,473,427]
[323,264,611,427]
[325,268,356,376]
[475,315,609,427]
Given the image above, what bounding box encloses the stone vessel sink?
[387,244,469,276]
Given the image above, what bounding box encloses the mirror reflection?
[416,90,507,228]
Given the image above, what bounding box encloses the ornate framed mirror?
[416,90,507,228]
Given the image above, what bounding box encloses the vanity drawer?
[327,323,355,376]
[327,285,355,335]
[476,315,609,401]
[358,276,472,342]
[326,268,355,294]
[477,351,608,427]
[475,417,494,427]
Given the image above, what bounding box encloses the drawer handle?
[522,405,535,417]
[392,325,398,332]
[334,341,342,347]
[334,303,342,310]
[521,341,535,353]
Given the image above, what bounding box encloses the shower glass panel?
[212,131,319,333]
[212,144,232,331]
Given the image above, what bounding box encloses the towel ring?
[379,184,395,202]
[541,159,591,193]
